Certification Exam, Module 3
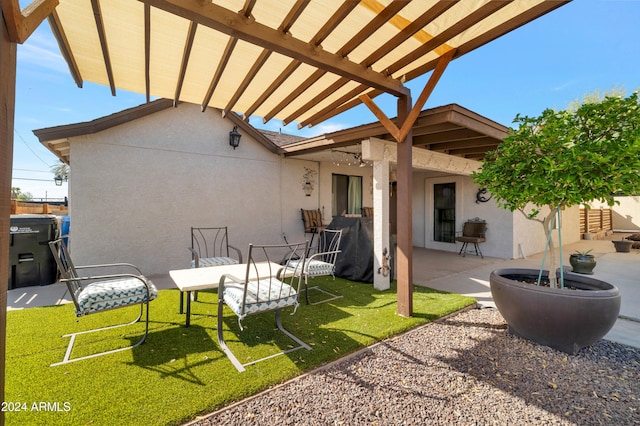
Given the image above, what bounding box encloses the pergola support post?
[396,94,413,317]
[0,4,17,423]
[372,156,390,291]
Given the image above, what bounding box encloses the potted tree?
[472,90,640,354]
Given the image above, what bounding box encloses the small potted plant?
[569,249,596,274]
[612,238,634,252]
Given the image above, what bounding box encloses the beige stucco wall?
[68,104,316,276]
[412,173,514,258]
[66,104,583,276]
[411,174,580,259]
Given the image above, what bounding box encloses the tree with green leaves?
[50,161,69,182]
[11,187,33,201]
[472,91,640,287]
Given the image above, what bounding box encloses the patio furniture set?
[48,222,343,372]
[47,212,485,372]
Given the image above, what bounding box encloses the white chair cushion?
[76,277,158,315]
[223,279,298,320]
[287,258,334,276]
[191,256,238,268]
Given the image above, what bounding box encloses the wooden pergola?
[0,0,570,416]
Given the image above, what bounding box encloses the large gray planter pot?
[490,268,620,354]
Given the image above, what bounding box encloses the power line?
[13,168,51,173]
[12,177,54,182]
[14,128,52,167]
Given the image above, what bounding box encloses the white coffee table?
[170,261,286,326]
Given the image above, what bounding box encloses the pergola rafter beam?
[48,10,82,88]
[363,0,457,68]
[358,49,455,143]
[174,21,198,107]
[144,3,151,102]
[90,0,116,96]
[142,0,409,98]
[200,36,237,112]
[244,1,358,119]
[244,60,301,119]
[269,0,409,124]
[386,0,511,78]
[224,0,310,116]
[302,1,515,128]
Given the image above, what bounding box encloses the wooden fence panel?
[580,208,612,234]
[10,200,68,215]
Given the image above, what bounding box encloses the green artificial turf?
[5,277,475,425]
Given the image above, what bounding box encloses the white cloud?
[17,29,69,75]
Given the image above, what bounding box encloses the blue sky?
[12,0,640,200]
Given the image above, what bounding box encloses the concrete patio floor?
[7,235,640,349]
[412,235,640,349]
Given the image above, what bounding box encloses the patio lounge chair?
[185,226,243,307]
[217,241,310,372]
[287,229,342,305]
[455,219,487,258]
[48,238,158,366]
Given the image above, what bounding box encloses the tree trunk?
[542,207,560,288]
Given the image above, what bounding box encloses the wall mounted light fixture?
[229,126,241,149]
[54,175,68,186]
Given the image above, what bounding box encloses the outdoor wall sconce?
[229,126,241,149]
[54,175,68,186]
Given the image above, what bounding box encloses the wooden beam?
[200,36,237,111]
[303,88,383,128]
[223,48,271,116]
[362,0,457,67]
[396,49,455,142]
[90,0,116,96]
[243,1,357,119]
[48,10,82,88]
[0,0,58,44]
[174,21,197,106]
[359,94,400,142]
[143,0,409,97]
[144,2,151,102]
[338,0,409,58]
[263,68,325,124]
[301,1,510,127]
[278,0,310,33]
[386,0,510,78]
[396,94,413,317]
[243,60,301,119]
[0,6,18,419]
[270,0,408,124]
[224,0,308,115]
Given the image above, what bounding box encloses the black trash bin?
[9,214,59,289]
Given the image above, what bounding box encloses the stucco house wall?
[68,104,313,275]
[56,102,583,277]
[411,172,580,259]
[411,173,513,258]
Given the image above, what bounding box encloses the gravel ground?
[189,308,640,426]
